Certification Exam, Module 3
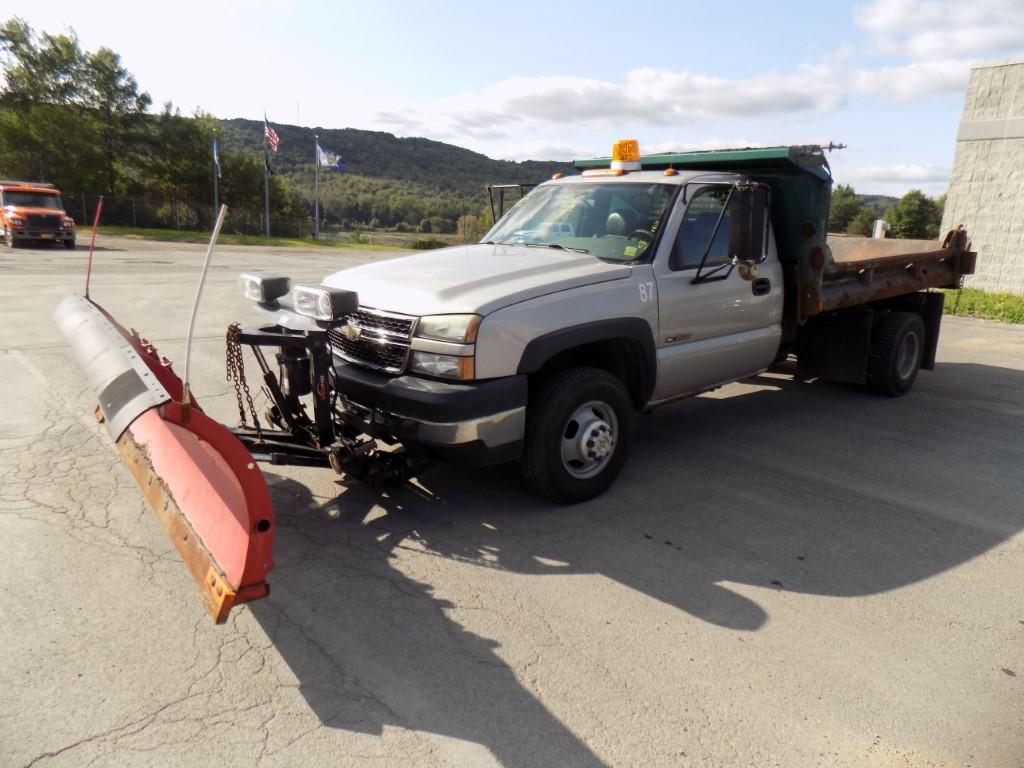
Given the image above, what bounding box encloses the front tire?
[64,238,75,250]
[868,311,925,396]
[520,367,633,503]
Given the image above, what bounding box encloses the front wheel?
[868,311,925,396]
[64,238,75,250]
[520,367,633,503]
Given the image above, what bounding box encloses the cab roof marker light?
[581,169,625,177]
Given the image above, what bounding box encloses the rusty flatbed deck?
[800,229,976,316]
[827,235,961,272]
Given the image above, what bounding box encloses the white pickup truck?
[54,140,977,621]
[226,141,975,503]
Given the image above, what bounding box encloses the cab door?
[650,183,783,402]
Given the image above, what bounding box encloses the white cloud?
[644,139,768,154]
[846,163,949,183]
[833,162,950,196]
[855,0,1024,61]
[498,141,598,162]
[373,65,846,144]
[852,0,1024,101]
[854,59,972,100]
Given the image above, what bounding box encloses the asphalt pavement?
[1,236,1022,767]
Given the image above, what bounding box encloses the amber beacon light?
[610,139,641,171]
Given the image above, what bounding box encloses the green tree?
[0,18,98,188]
[83,47,151,194]
[830,184,863,233]
[846,208,876,237]
[0,17,148,195]
[884,189,940,239]
[933,193,946,235]
[139,104,213,202]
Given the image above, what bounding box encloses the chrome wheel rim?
[560,400,618,479]
[896,332,921,380]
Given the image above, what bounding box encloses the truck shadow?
[249,360,1024,765]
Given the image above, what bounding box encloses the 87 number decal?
[638,282,655,303]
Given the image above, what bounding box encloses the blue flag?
[316,143,346,172]
[212,137,222,178]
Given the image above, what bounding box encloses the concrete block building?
[942,60,1024,295]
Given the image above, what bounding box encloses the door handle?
[752,277,771,296]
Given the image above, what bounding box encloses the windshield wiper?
[483,240,526,248]
[524,242,590,254]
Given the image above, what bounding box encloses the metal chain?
[226,323,262,438]
[952,274,966,316]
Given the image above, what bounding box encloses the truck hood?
[320,242,632,316]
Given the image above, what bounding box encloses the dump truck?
[54,141,975,622]
[1,179,76,248]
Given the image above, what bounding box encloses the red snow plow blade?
[54,295,274,622]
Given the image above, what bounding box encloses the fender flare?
[515,318,657,404]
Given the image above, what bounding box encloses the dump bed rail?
[801,228,976,317]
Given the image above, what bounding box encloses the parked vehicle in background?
[0,180,76,249]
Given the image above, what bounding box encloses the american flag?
[264,115,280,152]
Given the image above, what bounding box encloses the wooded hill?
[218,118,571,233]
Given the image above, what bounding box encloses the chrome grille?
[327,307,416,374]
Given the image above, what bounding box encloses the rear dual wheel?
[520,367,633,504]
[868,311,925,396]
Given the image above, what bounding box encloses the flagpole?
[263,146,271,238]
[263,110,272,237]
[314,134,320,241]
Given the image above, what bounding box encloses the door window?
[671,187,732,270]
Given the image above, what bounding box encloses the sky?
[3,0,1022,197]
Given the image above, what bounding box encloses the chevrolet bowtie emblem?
[339,323,362,342]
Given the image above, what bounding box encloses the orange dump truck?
[0,180,76,249]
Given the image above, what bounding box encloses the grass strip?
[97,226,406,251]
[941,287,1024,324]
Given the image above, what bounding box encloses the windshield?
[3,191,63,209]
[483,181,676,262]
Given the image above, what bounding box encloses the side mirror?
[728,184,769,266]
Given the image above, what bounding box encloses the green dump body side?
[573,146,975,332]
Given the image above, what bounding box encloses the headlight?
[410,352,475,380]
[62,218,75,229]
[239,272,291,303]
[8,217,24,226]
[416,314,482,343]
[292,284,358,321]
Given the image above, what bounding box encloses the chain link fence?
[63,193,312,238]
[59,192,475,249]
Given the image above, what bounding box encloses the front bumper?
[334,361,527,465]
[6,227,74,243]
